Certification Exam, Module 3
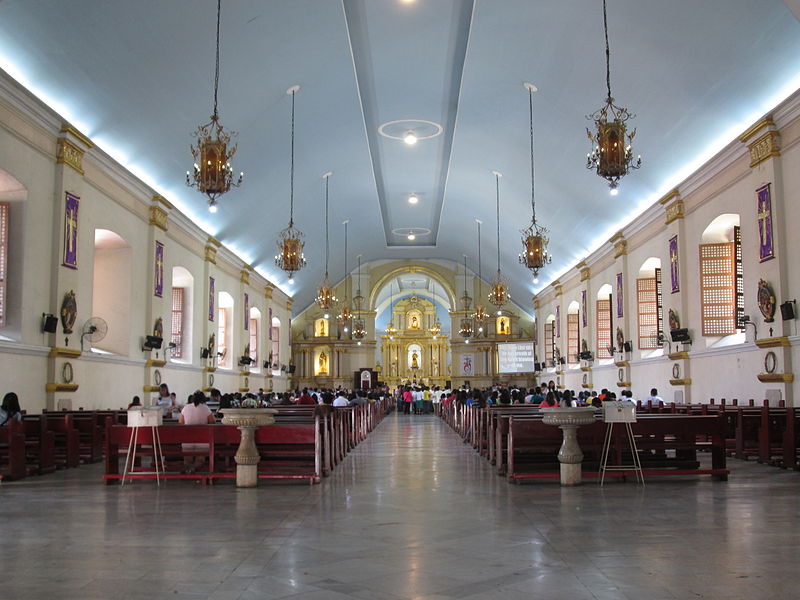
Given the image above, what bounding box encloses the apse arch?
[368,265,456,312]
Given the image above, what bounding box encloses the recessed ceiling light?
[408,193,419,204]
[610,187,619,196]
[408,233,416,240]
[404,131,418,145]
[208,203,218,214]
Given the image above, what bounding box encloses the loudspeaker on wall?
[780,300,795,321]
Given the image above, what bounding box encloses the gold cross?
[65,207,78,254]
[757,199,771,245]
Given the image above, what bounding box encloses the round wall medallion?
[209,374,214,387]
[154,369,161,386]
[618,368,624,382]
[61,361,74,384]
[764,351,777,374]
[672,363,681,379]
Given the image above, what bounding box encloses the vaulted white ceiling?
[1,0,799,315]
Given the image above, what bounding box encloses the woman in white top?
[0,392,22,426]
[179,390,216,473]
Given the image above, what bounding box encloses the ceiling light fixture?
[275,85,307,280]
[408,193,419,204]
[586,0,641,192]
[385,280,398,339]
[472,219,489,329]
[403,131,418,145]
[186,0,243,209]
[609,187,619,196]
[336,220,353,331]
[519,82,551,279]
[407,233,416,241]
[459,254,474,340]
[488,171,510,308]
[352,254,366,340]
[315,172,338,310]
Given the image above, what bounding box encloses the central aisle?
[2,411,799,600]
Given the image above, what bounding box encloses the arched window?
[637,258,663,350]
[217,291,234,369]
[700,214,743,337]
[566,301,580,364]
[249,306,261,370]
[0,169,27,337]
[91,229,131,355]
[170,266,194,362]
[596,284,613,359]
[271,316,281,374]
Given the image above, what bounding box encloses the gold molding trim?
[201,386,214,393]
[669,378,692,386]
[668,351,690,360]
[581,383,592,389]
[614,360,629,367]
[146,359,166,368]
[142,385,160,393]
[264,284,275,299]
[613,239,628,258]
[49,347,82,358]
[45,383,79,393]
[580,267,590,282]
[580,366,592,372]
[240,270,250,285]
[204,244,218,264]
[239,371,251,377]
[59,124,93,148]
[616,381,631,388]
[207,236,221,247]
[286,298,294,310]
[658,189,680,206]
[56,138,85,174]
[237,387,250,393]
[149,205,169,231]
[152,194,174,210]
[555,284,563,297]
[757,373,794,383]
[533,298,541,309]
[755,336,790,348]
[608,231,624,244]
[739,116,775,143]
[203,366,217,373]
[747,130,780,168]
[665,199,685,225]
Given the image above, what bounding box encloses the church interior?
[1,1,800,599]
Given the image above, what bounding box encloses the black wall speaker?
[780,301,796,321]
[670,328,691,343]
[623,341,632,353]
[42,314,58,333]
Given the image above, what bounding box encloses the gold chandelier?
[429,320,442,337]
[488,171,510,308]
[518,83,551,282]
[186,0,242,212]
[352,255,366,340]
[586,0,641,193]
[275,85,306,281]
[315,172,338,310]
[337,220,353,332]
[385,280,398,339]
[459,254,474,340]
[472,219,489,332]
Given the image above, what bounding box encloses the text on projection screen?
[498,342,535,374]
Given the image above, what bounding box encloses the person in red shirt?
[403,386,413,414]
[296,387,316,405]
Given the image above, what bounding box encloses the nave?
[1,413,798,600]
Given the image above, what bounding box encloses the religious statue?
[410,315,419,329]
[316,319,328,337]
[668,309,680,331]
[318,351,328,375]
[60,290,77,335]
[498,318,507,334]
[153,317,163,338]
[411,351,419,369]
[757,279,776,323]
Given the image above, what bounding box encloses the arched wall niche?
[91,229,131,355]
[0,168,27,340]
[170,266,194,363]
[701,214,740,243]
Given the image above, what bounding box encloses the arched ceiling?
[1,1,800,316]
[373,272,452,316]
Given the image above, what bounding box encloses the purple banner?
[556,305,561,338]
[757,184,774,262]
[581,290,587,327]
[669,235,680,293]
[244,293,249,330]
[62,192,79,269]
[154,241,164,298]
[616,273,623,318]
[208,277,215,322]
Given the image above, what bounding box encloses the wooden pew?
[0,418,26,480]
[44,414,80,468]
[782,408,800,470]
[21,415,55,475]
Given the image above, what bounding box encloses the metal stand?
[600,402,644,486]
[122,408,165,486]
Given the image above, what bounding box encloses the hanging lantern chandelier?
[315,172,338,310]
[385,280,398,339]
[519,83,551,282]
[488,171,510,308]
[186,0,243,212]
[472,219,489,330]
[337,220,353,332]
[352,255,366,340]
[275,85,307,282]
[586,0,641,193]
[459,254,474,340]
[429,319,442,337]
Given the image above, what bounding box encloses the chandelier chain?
[289,89,296,225]
[529,87,535,223]
[213,0,221,118]
[603,0,612,101]
[324,175,329,275]
[495,173,501,273]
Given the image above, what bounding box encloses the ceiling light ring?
[378,119,444,142]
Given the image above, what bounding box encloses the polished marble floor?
[1,413,799,600]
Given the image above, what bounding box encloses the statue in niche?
[410,315,419,329]
[668,309,681,331]
[318,351,328,375]
[410,351,419,369]
[60,290,77,335]
[153,317,163,338]
[316,319,328,337]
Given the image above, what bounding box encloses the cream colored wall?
[0,72,292,411]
